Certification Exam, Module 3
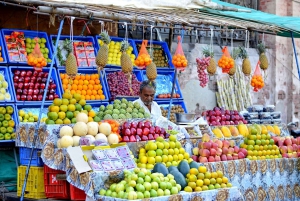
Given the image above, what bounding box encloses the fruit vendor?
[133,80,162,120]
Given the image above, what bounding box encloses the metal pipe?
[291,31,300,79]
[20,17,65,201]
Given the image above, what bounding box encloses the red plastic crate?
[44,165,70,199]
[70,184,86,201]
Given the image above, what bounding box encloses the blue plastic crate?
[15,103,51,126]
[157,100,188,113]
[0,104,18,144]
[19,147,44,167]
[103,69,143,101]
[94,36,138,68]
[0,31,7,64]
[141,69,183,101]
[0,67,15,102]
[134,40,174,70]
[49,35,97,68]
[57,67,109,102]
[1,29,53,66]
[9,66,62,103]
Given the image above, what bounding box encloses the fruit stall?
[0,0,300,201]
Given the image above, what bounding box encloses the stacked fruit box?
[0,32,7,63]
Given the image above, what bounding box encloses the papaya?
[229,126,239,136]
[177,160,190,177]
[273,125,281,135]
[237,123,249,136]
[212,128,223,138]
[168,165,179,173]
[189,161,200,169]
[170,170,187,189]
[221,126,232,137]
[152,163,169,176]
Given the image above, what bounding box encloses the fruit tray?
[1,29,53,66]
[103,69,143,101]
[50,35,97,68]
[0,31,7,64]
[57,68,109,102]
[157,100,188,113]
[94,36,138,68]
[15,103,50,125]
[0,104,18,144]
[141,69,183,101]
[134,40,174,69]
[0,66,15,102]
[19,147,44,167]
[9,66,62,103]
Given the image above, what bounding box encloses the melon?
[95,133,108,142]
[107,133,119,144]
[87,122,99,136]
[73,122,88,136]
[57,139,62,148]
[59,125,73,137]
[76,113,88,123]
[60,135,74,148]
[73,136,81,146]
[99,123,111,136]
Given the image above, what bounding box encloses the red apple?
[210,148,217,156]
[203,142,212,149]
[216,148,222,156]
[239,148,248,156]
[208,156,215,162]
[284,138,292,146]
[238,152,245,159]
[221,154,227,161]
[215,155,221,162]
[280,146,288,154]
[191,155,198,162]
[199,156,208,163]
[222,147,229,155]
[228,147,234,154]
[234,146,240,153]
[287,145,293,153]
[232,153,239,160]
[211,142,218,150]
[200,149,210,157]
[223,140,230,148]
[227,154,233,160]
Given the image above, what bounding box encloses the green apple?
[151,182,159,190]
[159,182,167,190]
[150,189,157,198]
[157,189,164,196]
[137,192,144,199]
[115,183,124,193]
[143,182,151,191]
[110,184,117,192]
[164,189,171,196]
[144,190,150,198]
[171,186,178,195]
[128,191,137,200]
[176,184,181,191]
[144,175,151,183]
[99,189,106,195]
[137,177,144,184]
[126,186,134,193]
[136,183,145,193]
[105,190,112,197]
[138,171,145,178]
[129,180,136,187]
[117,191,124,198]
[111,192,117,197]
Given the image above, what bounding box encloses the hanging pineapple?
[65,52,78,79]
[228,48,240,77]
[96,31,111,71]
[239,46,251,76]
[202,47,216,76]
[120,40,133,74]
[257,43,268,71]
[146,62,157,82]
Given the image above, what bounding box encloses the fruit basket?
[1,29,53,65]
[0,67,15,102]
[103,69,143,101]
[0,32,7,63]
[134,40,173,69]
[57,68,109,102]
[142,70,183,101]
[95,36,138,68]
[50,35,97,68]
[9,66,62,103]
[15,103,50,125]
[0,104,18,143]
[157,100,188,123]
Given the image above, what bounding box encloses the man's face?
[140,87,155,106]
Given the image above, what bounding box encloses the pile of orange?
[172,54,188,69]
[251,75,264,92]
[27,54,47,69]
[218,55,234,73]
[134,53,152,68]
[60,73,106,101]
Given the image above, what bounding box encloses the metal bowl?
[175,113,196,123]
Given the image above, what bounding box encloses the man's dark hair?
[140,80,156,93]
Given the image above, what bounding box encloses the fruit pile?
[251,75,264,92]
[157,93,181,99]
[191,134,248,163]
[240,124,281,160]
[106,71,141,100]
[13,69,59,101]
[98,40,136,66]
[160,105,185,123]
[57,116,120,148]
[45,92,96,124]
[25,37,51,63]
[205,107,247,126]
[272,136,300,158]
[218,48,234,73]
[0,106,16,140]
[172,54,188,69]
[60,73,105,100]
[96,99,150,121]
[136,44,169,67]
[0,73,12,101]
[99,168,181,200]
[0,46,4,62]
[121,120,169,142]
[136,135,191,169]
[18,110,39,123]
[135,53,151,67]
[196,57,209,88]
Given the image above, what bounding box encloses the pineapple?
[239,46,251,76]
[257,43,268,71]
[96,31,111,70]
[120,40,133,73]
[202,47,216,76]
[228,47,239,77]
[146,62,157,81]
[65,52,78,78]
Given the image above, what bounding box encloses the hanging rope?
[210,28,214,55]
[155,27,162,42]
[149,25,154,59]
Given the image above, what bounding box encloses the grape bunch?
[196,57,210,88]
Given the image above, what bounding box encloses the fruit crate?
[0,31,7,64]
[50,35,97,68]
[57,68,109,102]
[15,103,50,126]
[17,165,46,199]
[94,36,138,68]
[1,29,53,66]
[134,40,174,70]
[141,69,183,101]
[70,184,86,201]
[157,100,188,113]
[19,147,44,167]
[0,104,18,144]
[44,165,70,199]
[0,67,15,102]
[9,66,62,103]
[103,68,143,101]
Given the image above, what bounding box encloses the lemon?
[190,168,199,175]
[169,135,176,142]
[55,119,63,124]
[196,180,204,187]
[53,98,62,106]
[62,99,69,105]
[156,142,164,149]
[163,142,170,149]
[70,98,77,104]
[146,164,154,170]
[194,186,202,192]
[140,156,148,164]
[62,92,72,100]
[73,111,80,117]
[168,155,173,162]
[63,118,71,124]
[50,106,60,113]
[184,186,193,192]
[58,112,66,119]
[178,154,184,161]
[147,150,156,157]
[19,110,25,117]
[68,104,76,112]
[184,152,190,159]
[173,155,178,161]
[60,105,68,112]
[147,157,155,164]
[155,156,162,163]
[79,99,86,106]
[188,174,197,182]
[188,182,196,189]
[73,93,81,102]
[168,149,174,155]
[162,155,168,163]
[169,142,175,149]
[174,148,179,155]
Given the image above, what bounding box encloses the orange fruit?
[71,89,76,95]
[72,84,78,90]
[90,95,96,100]
[92,90,97,95]
[93,85,99,90]
[62,79,68,85]
[77,85,83,90]
[81,90,87,95]
[87,90,92,95]
[85,75,90,80]
[81,95,85,100]
[75,75,80,80]
[95,95,101,100]
[100,95,105,100]
[83,80,89,85]
[91,74,96,80]
[60,73,65,79]
[88,110,96,117]
[98,89,103,95]
[82,85,88,90]
[88,85,93,90]
[89,80,95,85]
[80,74,85,80]
[73,80,79,85]
[63,84,67,90]
[95,80,100,84]
[85,95,91,100]
[78,80,83,85]
[98,84,102,89]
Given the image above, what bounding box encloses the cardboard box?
[77,58,88,67]
[85,50,95,59]
[75,50,86,59]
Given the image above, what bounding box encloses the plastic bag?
[218,46,234,73]
[27,38,47,71]
[172,36,188,71]
[251,61,264,92]
[134,40,151,69]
